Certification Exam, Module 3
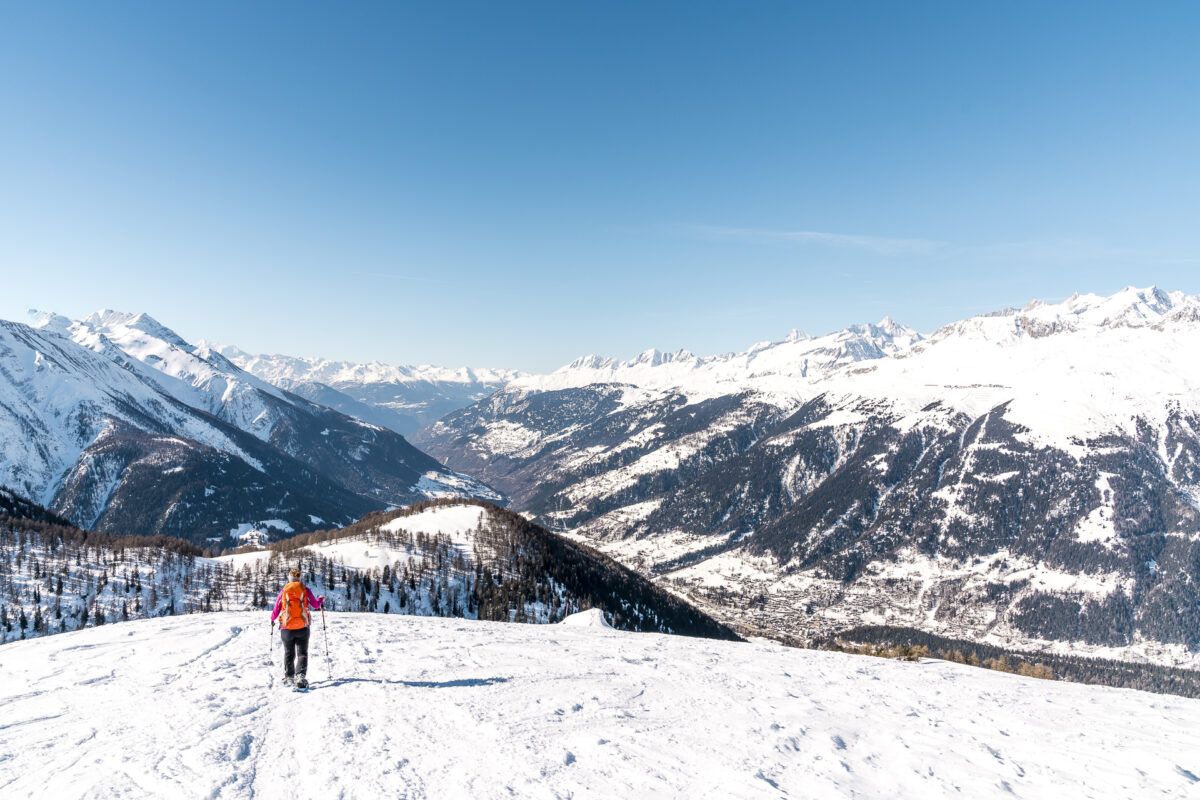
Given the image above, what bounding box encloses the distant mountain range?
[413,287,1200,668]
[211,344,524,436]
[0,310,498,543]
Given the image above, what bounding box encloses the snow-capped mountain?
[412,315,927,514]
[2,311,498,541]
[4,610,1198,798]
[414,287,1200,667]
[212,344,525,435]
[516,316,921,395]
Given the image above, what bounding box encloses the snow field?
[2,611,1199,799]
[216,505,487,576]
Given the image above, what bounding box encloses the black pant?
[280,627,310,678]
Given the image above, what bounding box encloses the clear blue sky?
[2,1,1197,371]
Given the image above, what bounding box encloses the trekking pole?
[321,604,331,680]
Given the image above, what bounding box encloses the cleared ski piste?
[2,613,1198,800]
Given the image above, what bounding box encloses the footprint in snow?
[233,733,253,762]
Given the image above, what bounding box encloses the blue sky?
[2,2,1197,371]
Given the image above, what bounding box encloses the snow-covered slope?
[3,611,1198,799]
[213,344,525,436]
[58,310,294,440]
[414,287,1200,666]
[813,286,1200,449]
[2,311,499,541]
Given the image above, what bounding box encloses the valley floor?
[2,612,1198,799]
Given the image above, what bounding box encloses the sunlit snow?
[2,612,1198,798]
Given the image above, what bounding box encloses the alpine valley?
[413,287,1200,669]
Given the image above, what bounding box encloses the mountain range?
[1,310,497,544]
[413,287,1200,667]
[7,287,1200,668]
[212,344,524,436]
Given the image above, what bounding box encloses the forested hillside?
[0,492,736,644]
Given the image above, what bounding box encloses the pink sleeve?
[270,591,283,621]
[306,586,324,610]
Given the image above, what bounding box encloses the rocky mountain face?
[1,311,498,544]
[413,288,1200,667]
[212,345,524,436]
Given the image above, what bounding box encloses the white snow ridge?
[3,612,1199,799]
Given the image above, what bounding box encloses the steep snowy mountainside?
[3,612,1199,799]
[213,343,525,435]
[0,319,292,522]
[59,310,291,439]
[4,312,499,541]
[414,287,1200,668]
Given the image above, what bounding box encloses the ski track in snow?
[3,612,1200,799]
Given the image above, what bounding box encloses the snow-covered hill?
[414,287,1200,667]
[0,499,734,644]
[1,310,498,541]
[213,344,525,436]
[3,610,1198,799]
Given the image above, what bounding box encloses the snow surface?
[212,504,455,576]
[380,503,486,545]
[214,505,491,574]
[2,612,1198,799]
[558,608,613,628]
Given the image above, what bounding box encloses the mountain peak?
[27,309,73,334]
[876,316,904,334]
[633,348,662,366]
[83,309,139,328]
[82,309,190,348]
[559,354,617,372]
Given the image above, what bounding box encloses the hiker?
[271,568,325,689]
